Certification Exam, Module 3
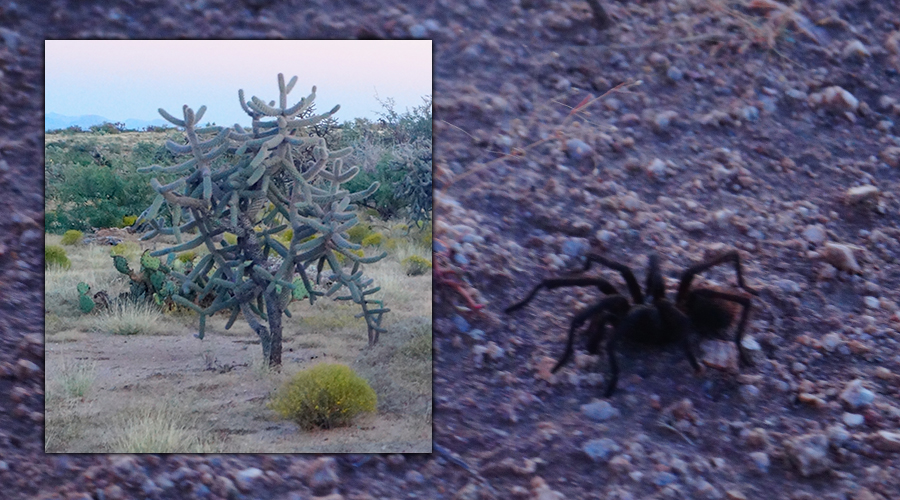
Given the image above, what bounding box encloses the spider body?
[506,251,759,397]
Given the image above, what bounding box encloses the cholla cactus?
[135,74,389,366]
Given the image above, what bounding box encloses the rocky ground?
[2,0,900,499]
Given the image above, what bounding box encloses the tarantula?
[506,251,759,397]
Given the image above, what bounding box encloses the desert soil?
[45,301,431,454]
[2,1,900,500]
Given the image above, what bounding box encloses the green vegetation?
[269,363,377,430]
[61,230,83,245]
[77,282,95,314]
[45,245,71,269]
[361,233,384,247]
[402,255,431,276]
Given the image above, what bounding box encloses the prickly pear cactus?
[76,282,95,313]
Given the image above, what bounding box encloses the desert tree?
[135,74,389,366]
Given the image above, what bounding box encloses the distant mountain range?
[45,112,170,131]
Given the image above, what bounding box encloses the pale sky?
[45,40,432,127]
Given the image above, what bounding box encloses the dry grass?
[94,300,176,336]
[46,358,97,400]
[108,400,216,453]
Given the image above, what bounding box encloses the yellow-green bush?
[61,230,83,246]
[418,223,432,248]
[346,224,372,244]
[177,251,197,263]
[122,215,137,227]
[402,255,432,276]
[269,363,377,430]
[334,248,365,264]
[279,228,294,245]
[361,232,384,247]
[384,237,402,251]
[45,245,71,269]
[110,241,140,259]
[223,233,237,245]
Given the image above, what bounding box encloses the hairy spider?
[505,251,759,397]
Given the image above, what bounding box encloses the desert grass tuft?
[110,401,213,453]
[94,300,173,336]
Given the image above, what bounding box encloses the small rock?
[583,438,621,462]
[826,424,851,448]
[306,458,339,494]
[596,229,615,243]
[648,52,670,69]
[846,185,879,204]
[408,24,428,39]
[863,296,880,309]
[843,40,871,59]
[808,86,859,112]
[842,412,865,427]
[561,238,589,257]
[739,384,760,403]
[882,146,900,168]
[748,451,770,473]
[531,477,565,500]
[840,379,875,409]
[452,315,471,334]
[581,400,621,421]
[785,433,831,477]
[821,332,843,352]
[621,194,642,211]
[700,340,739,373]
[15,359,41,379]
[646,158,667,177]
[234,468,264,493]
[872,430,900,452]
[774,279,802,294]
[666,66,684,81]
[802,224,827,243]
[821,243,861,273]
[654,471,678,487]
[405,470,425,485]
[566,138,593,160]
[652,110,679,132]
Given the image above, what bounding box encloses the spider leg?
[551,296,629,373]
[675,250,759,305]
[582,254,645,304]
[505,277,619,314]
[689,288,754,366]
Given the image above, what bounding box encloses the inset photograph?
[44,39,432,453]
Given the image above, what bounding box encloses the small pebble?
[452,315,471,334]
[802,224,827,243]
[581,400,621,421]
[666,66,684,81]
[583,438,621,462]
[872,430,900,452]
[566,138,593,160]
[654,471,678,487]
[234,468,264,493]
[842,412,865,427]
[863,296,880,309]
[785,433,831,477]
[846,185,879,204]
[748,451,770,473]
[840,379,874,409]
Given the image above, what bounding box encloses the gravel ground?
[3,0,900,499]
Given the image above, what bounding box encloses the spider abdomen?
[684,291,736,336]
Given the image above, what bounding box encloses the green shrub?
[122,215,137,227]
[269,363,377,430]
[110,241,140,259]
[177,251,197,263]
[223,233,237,246]
[384,237,402,251]
[346,224,372,244]
[45,245,71,269]
[61,230,83,245]
[402,255,432,276]
[334,248,365,264]
[361,232,384,247]
[279,228,294,245]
